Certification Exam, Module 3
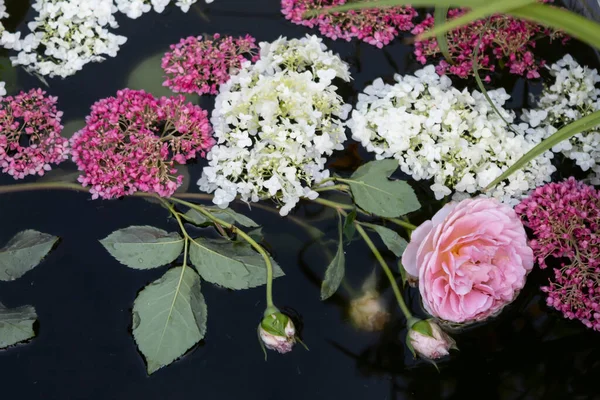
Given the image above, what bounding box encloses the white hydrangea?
[198,35,352,216]
[0,0,19,51]
[522,54,600,184]
[9,0,127,78]
[348,65,555,204]
[115,0,215,19]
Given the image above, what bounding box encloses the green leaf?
[343,210,357,241]
[0,230,58,281]
[100,226,184,270]
[398,260,408,287]
[132,266,207,374]
[417,0,537,41]
[320,213,346,300]
[486,109,600,190]
[189,238,284,290]
[247,227,264,243]
[363,223,407,258]
[183,207,259,228]
[126,51,196,101]
[0,303,37,348]
[342,160,420,218]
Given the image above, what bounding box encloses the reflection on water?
[0,0,598,399]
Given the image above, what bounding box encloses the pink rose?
[402,198,534,323]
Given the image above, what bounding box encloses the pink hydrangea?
[281,0,417,48]
[402,197,534,324]
[412,5,566,81]
[0,89,69,179]
[161,34,259,96]
[516,178,600,331]
[70,89,214,200]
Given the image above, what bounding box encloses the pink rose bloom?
[402,198,534,323]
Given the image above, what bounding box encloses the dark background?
[0,1,599,399]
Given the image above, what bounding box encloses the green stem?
[310,197,354,211]
[313,184,350,193]
[0,181,88,194]
[388,218,417,231]
[168,197,276,309]
[354,222,413,321]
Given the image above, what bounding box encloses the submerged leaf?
[0,303,37,348]
[320,213,346,300]
[132,266,207,374]
[0,230,58,281]
[100,226,184,269]
[184,207,259,228]
[343,160,420,218]
[189,238,284,289]
[343,210,357,241]
[362,223,407,258]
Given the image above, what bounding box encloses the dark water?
[0,1,599,399]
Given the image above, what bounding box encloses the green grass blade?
[507,3,600,51]
[485,110,600,190]
[434,6,453,63]
[310,0,494,15]
[416,0,536,41]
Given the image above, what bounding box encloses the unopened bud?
[407,320,456,360]
[259,312,296,354]
[348,290,390,332]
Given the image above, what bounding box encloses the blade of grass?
[485,110,600,190]
[434,6,453,64]
[415,0,536,41]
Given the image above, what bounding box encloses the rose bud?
[348,290,390,332]
[259,311,296,354]
[407,320,456,360]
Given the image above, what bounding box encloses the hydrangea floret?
[9,0,127,78]
[162,33,259,96]
[522,54,600,184]
[70,89,214,200]
[198,35,352,216]
[281,0,417,48]
[0,89,69,179]
[412,6,565,81]
[348,65,556,203]
[516,178,600,332]
[114,0,215,19]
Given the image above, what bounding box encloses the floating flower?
[198,35,352,216]
[0,89,69,179]
[412,5,565,81]
[522,55,600,184]
[281,0,417,48]
[348,65,555,204]
[162,34,259,96]
[407,320,456,360]
[259,311,296,354]
[516,178,600,331]
[402,197,534,324]
[10,0,127,78]
[70,89,214,200]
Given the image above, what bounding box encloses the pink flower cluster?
[161,34,259,96]
[516,178,600,331]
[281,0,417,48]
[412,6,565,81]
[70,89,214,200]
[0,89,69,179]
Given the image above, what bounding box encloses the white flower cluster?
[0,0,9,95]
[9,0,127,78]
[198,35,352,216]
[522,54,600,184]
[348,65,555,204]
[114,0,214,19]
